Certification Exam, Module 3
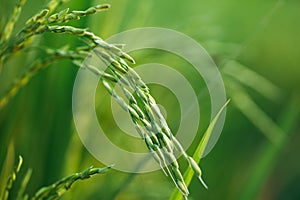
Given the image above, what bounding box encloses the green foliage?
[31,166,112,200]
[2,156,23,200]
[170,100,230,200]
[0,0,299,199]
[0,0,224,199]
[0,0,111,109]
[1,155,111,200]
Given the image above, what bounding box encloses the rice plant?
[1,0,299,199]
[1,155,112,200]
[0,0,230,199]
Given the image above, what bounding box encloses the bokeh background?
[0,0,299,199]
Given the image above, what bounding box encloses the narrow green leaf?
[16,168,32,200]
[223,60,281,101]
[170,100,230,200]
[226,78,285,145]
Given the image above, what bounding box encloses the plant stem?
[0,48,86,110]
[31,166,112,200]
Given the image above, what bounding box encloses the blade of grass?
[169,99,230,200]
[226,78,285,145]
[16,168,32,200]
[222,60,282,101]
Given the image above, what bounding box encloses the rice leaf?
[170,100,230,200]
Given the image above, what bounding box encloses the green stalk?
[0,48,87,110]
[31,166,112,200]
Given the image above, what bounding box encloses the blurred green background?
[0,0,299,199]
